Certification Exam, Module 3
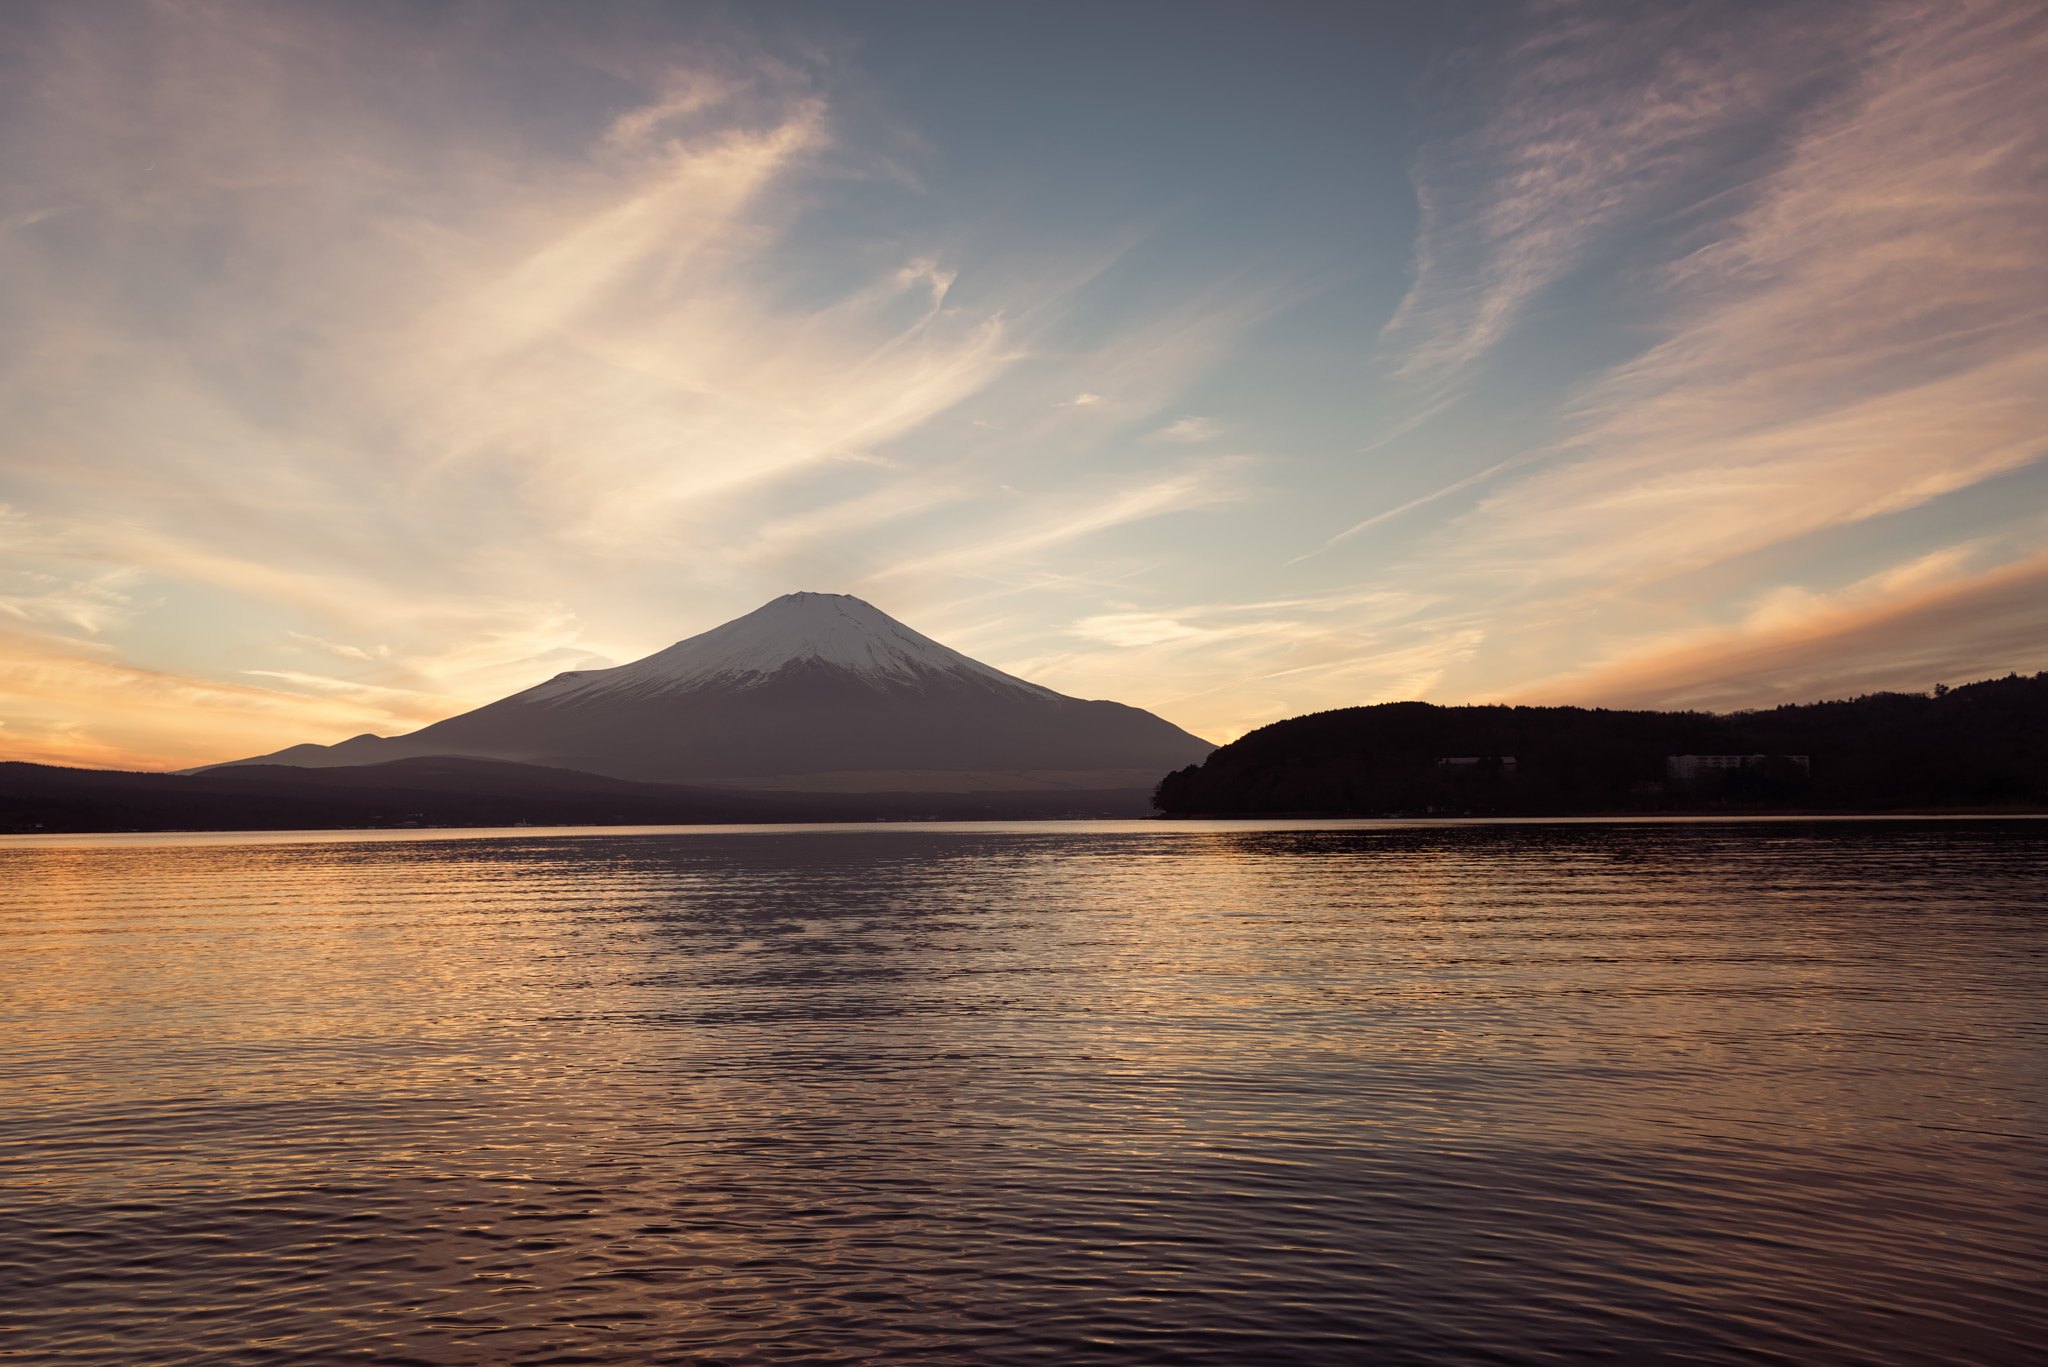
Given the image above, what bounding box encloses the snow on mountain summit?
[520,592,1061,705]
[207,591,1216,787]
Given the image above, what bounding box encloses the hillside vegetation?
[1153,673,2048,816]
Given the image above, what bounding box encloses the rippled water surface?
[3,818,2045,1365]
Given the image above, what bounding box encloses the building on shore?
[1666,754,1810,786]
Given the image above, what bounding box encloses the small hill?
[0,756,793,833]
[1153,672,2048,816]
[0,755,1160,834]
[0,750,1179,836]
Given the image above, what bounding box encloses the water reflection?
[1,820,2043,1364]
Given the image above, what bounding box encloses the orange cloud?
[1511,550,2048,711]
[0,627,414,771]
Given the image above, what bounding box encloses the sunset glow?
[3,0,2043,768]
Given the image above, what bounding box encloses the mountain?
[208,593,1215,795]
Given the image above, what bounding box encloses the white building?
[1666,754,1809,784]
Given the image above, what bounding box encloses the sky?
[2,0,2045,769]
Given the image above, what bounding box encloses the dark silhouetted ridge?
[1153,672,2048,816]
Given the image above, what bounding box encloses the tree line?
[1154,672,2048,816]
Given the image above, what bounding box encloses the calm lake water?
[3,818,2044,1365]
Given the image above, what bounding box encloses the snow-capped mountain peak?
[520,592,1060,704]
[207,591,1216,788]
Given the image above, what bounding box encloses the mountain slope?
[211,593,1214,790]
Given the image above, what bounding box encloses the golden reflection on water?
[1,820,2044,1365]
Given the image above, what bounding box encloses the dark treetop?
[1153,672,2048,816]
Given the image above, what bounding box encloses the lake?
[3,818,2044,1365]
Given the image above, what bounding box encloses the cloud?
[0,4,1053,576]
[0,569,142,638]
[1511,547,2048,711]
[1059,0,2048,737]
[1069,612,1205,647]
[1152,416,1220,443]
[1376,0,2048,696]
[4,0,2036,769]
[1378,0,1853,387]
[1495,3,2041,544]
[1301,449,1538,559]
[0,2,1311,767]
[238,670,460,716]
[976,582,1461,740]
[861,457,1254,584]
[0,623,415,769]
[286,631,380,662]
[738,482,971,561]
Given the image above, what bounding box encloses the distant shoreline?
[1155,805,2048,820]
[9,809,2048,850]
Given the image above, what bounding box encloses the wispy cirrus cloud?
[1511,544,2048,712]
[1069,612,1206,647]
[0,1,1290,763]
[0,622,412,769]
[238,670,461,716]
[0,569,143,639]
[1378,0,1854,388]
[2,2,924,578]
[1151,416,1220,443]
[859,457,1255,585]
[1072,0,2048,732]
[1441,1,2048,577]
[285,632,383,663]
[4,0,2040,770]
[1388,0,2048,699]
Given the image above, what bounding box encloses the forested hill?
[1153,672,2048,816]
